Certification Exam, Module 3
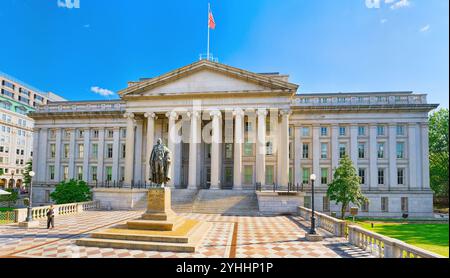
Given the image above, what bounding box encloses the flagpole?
[207,3,210,61]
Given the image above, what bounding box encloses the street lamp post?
[25,171,35,222]
[309,173,317,235]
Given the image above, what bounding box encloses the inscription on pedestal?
[147,187,172,213]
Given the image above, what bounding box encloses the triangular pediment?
[119,60,298,97]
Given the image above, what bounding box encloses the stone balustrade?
[298,206,444,258]
[298,206,346,237]
[34,101,126,113]
[14,201,100,223]
[347,225,445,258]
[292,93,427,107]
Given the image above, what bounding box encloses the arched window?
[0,101,12,110]
[15,106,27,115]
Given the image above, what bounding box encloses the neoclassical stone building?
[29,60,438,217]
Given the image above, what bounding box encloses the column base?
[305,233,323,242]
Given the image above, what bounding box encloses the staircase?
[192,190,259,215]
[171,189,198,213]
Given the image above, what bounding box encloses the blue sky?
[0,0,448,108]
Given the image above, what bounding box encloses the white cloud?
[420,24,430,32]
[366,0,381,8]
[57,0,80,9]
[390,0,411,10]
[83,24,90,28]
[91,86,115,97]
[380,19,388,24]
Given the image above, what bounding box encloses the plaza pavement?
[0,210,373,258]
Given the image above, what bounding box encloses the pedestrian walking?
[46,205,55,229]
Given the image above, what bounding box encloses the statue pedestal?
[141,187,176,221]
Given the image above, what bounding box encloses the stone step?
[126,216,184,231]
[76,238,197,252]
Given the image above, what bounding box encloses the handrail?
[298,206,346,237]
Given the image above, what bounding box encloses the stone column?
[32,128,40,183]
[188,111,201,189]
[312,126,320,180]
[124,113,135,186]
[256,109,267,186]
[408,123,418,189]
[279,110,291,187]
[166,111,178,188]
[210,110,222,189]
[388,124,397,188]
[133,120,144,183]
[36,128,48,182]
[112,127,120,182]
[233,109,244,190]
[54,129,62,181]
[369,124,378,188]
[331,124,339,171]
[294,126,302,186]
[82,129,90,182]
[97,128,105,183]
[350,124,358,168]
[68,128,75,179]
[421,123,430,189]
[144,112,156,183]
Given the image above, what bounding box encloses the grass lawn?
[349,219,449,257]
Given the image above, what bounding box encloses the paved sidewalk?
[0,211,372,258]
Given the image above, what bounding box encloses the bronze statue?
[149,138,172,187]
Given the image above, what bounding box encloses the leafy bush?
[0,189,19,208]
[50,180,92,204]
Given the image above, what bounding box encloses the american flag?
[208,8,216,30]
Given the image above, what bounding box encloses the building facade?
[29,60,438,217]
[0,72,66,189]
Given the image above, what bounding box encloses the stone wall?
[256,192,305,214]
[92,188,148,210]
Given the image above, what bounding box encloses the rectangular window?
[120,166,125,181]
[381,197,389,212]
[323,197,330,212]
[244,142,253,156]
[302,127,310,137]
[377,125,385,136]
[78,130,84,138]
[358,143,365,159]
[361,201,369,212]
[91,144,98,159]
[225,143,233,159]
[320,127,328,136]
[224,167,233,184]
[401,197,408,213]
[321,143,328,159]
[91,166,98,181]
[49,165,55,180]
[78,144,84,159]
[359,168,366,185]
[377,143,385,159]
[63,166,69,180]
[63,144,69,159]
[339,126,346,136]
[121,128,126,138]
[302,143,309,159]
[121,144,126,159]
[92,130,99,138]
[396,142,405,159]
[266,141,273,155]
[107,144,113,158]
[265,165,274,185]
[321,168,328,185]
[304,196,311,209]
[244,166,253,184]
[77,166,83,180]
[244,121,252,132]
[378,169,385,185]
[106,166,112,181]
[397,168,405,185]
[50,144,56,158]
[396,125,405,136]
[302,168,310,184]
[339,143,347,159]
[107,130,114,138]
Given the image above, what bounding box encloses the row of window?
[48,165,125,182]
[0,125,28,136]
[1,80,47,103]
[48,143,126,160]
[306,196,409,213]
[49,128,126,140]
[298,125,406,138]
[0,167,26,175]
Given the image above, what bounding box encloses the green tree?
[50,179,92,205]
[429,108,449,202]
[23,160,33,188]
[0,189,19,208]
[327,155,368,219]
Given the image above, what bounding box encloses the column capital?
[166,111,178,120]
[408,122,418,127]
[279,109,292,117]
[244,108,255,114]
[33,127,40,133]
[233,108,245,118]
[420,122,429,128]
[124,112,135,120]
[331,123,339,128]
[387,123,397,128]
[187,110,201,119]
[256,109,268,117]
[144,112,157,119]
[209,110,222,118]
[113,126,121,131]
